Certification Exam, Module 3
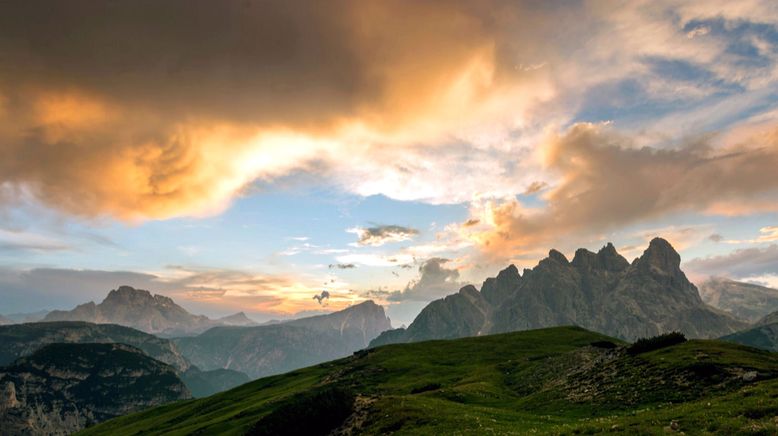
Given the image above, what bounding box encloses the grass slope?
[80,326,778,435]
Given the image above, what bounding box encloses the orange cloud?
[459,123,778,259]
[0,0,557,221]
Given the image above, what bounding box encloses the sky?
[2,0,778,326]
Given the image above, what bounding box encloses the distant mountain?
[217,312,258,326]
[0,321,191,371]
[722,309,778,351]
[758,310,778,326]
[698,277,778,323]
[2,310,49,324]
[82,326,778,435]
[0,322,248,398]
[174,301,392,379]
[0,343,190,435]
[721,321,778,352]
[371,238,744,347]
[0,315,11,326]
[43,286,218,336]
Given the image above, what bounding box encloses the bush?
[627,332,686,355]
[246,386,355,436]
[590,340,618,349]
[410,383,441,394]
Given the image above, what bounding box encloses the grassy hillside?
[80,326,778,435]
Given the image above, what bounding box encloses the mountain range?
[371,238,745,347]
[0,343,190,435]
[173,300,392,379]
[42,286,255,336]
[0,321,248,399]
[698,277,778,323]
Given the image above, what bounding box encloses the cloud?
[0,265,360,316]
[328,263,356,269]
[347,225,419,246]
[382,258,462,302]
[2,0,778,225]
[459,123,778,258]
[523,181,548,195]
[0,229,70,253]
[721,226,778,244]
[685,244,778,279]
[708,234,724,243]
[335,253,416,267]
[0,0,561,220]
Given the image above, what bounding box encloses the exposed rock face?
[0,343,190,435]
[43,286,217,336]
[174,301,391,379]
[370,238,745,346]
[698,278,778,323]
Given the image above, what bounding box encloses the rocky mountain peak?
[217,312,257,326]
[103,286,158,309]
[497,264,520,281]
[547,249,569,264]
[597,242,630,271]
[481,265,522,306]
[459,285,480,299]
[637,237,681,274]
[571,248,597,269]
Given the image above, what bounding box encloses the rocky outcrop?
[0,343,190,435]
[174,301,391,379]
[43,286,217,337]
[370,238,745,346]
[698,278,778,323]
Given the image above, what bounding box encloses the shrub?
[246,386,356,436]
[627,332,686,355]
[590,340,618,349]
[410,383,441,394]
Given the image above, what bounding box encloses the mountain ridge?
[43,286,217,336]
[372,238,744,347]
[174,300,391,379]
[698,277,778,323]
